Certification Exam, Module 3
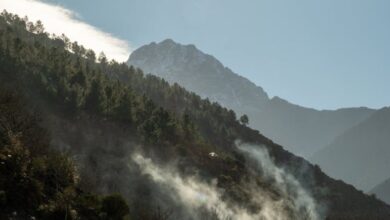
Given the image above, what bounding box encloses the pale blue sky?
[47,0,390,110]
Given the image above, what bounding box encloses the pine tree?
[114,91,134,123]
[85,78,106,114]
[239,114,249,126]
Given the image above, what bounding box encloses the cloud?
[0,0,131,61]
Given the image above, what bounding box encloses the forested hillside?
[1,11,390,219]
[0,88,130,219]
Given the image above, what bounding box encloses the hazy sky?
[3,0,390,110]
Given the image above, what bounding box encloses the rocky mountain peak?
[128,39,269,111]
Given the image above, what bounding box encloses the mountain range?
[311,107,390,191]
[127,39,390,198]
[371,177,390,204]
[128,39,375,158]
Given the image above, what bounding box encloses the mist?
[236,142,323,220]
[132,144,323,220]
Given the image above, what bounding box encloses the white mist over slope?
[0,0,131,61]
[237,142,322,220]
[133,149,323,220]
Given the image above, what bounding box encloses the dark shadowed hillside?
[0,86,131,219]
[128,39,374,157]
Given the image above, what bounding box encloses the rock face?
[128,39,374,157]
[129,39,269,112]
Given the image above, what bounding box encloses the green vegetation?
[240,114,249,126]
[0,89,130,219]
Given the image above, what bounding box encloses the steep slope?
[2,12,390,219]
[371,178,390,204]
[128,39,374,157]
[311,107,390,191]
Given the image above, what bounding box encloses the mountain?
[371,178,390,204]
[2,12,390,219]
[128,39,374,157]
[128,39,269,109]
[311,107,390,191]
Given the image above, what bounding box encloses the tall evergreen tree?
[85,78,106,114]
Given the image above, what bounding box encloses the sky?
[1,0,389,110]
